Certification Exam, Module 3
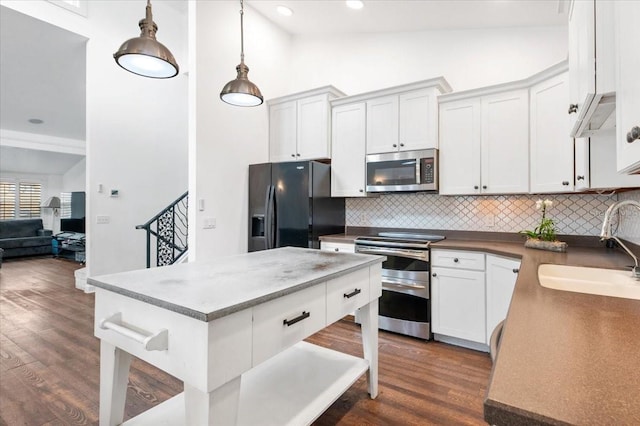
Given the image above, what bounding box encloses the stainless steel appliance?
[366,148,438,193]
[355,232,445,339]
[248,161,345,252]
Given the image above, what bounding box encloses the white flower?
[543,199,553,208]
[535,199,543,210]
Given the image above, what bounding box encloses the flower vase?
[524,238,568,253]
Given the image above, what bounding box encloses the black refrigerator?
[248,161,345,252]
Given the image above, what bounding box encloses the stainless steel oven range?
[354,233,445,340]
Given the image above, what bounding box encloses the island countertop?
[88,246,383,322]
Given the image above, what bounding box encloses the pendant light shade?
[114,0,179,79]
[220,0,263,107]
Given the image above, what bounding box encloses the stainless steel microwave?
[366,148,438,193]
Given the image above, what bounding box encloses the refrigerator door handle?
[264,186,272,249]
[265,185,276,249]
[271,185,277,248]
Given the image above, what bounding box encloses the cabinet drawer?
[326,267,370,324]
[94,289,253,391]
[252,284,326,366]
[431,249,485,271]
[320,241,356,253]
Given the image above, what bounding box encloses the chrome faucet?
[600,199,640,279]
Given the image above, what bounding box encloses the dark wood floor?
[0,257,492,425]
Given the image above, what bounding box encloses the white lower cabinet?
[431,266,486,344]
[485,255,520,344]
[431,249,521,351]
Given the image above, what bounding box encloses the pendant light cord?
[240,0,245,64]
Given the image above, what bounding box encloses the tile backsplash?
[346,189,640,245]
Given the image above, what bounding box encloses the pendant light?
[113,0,179,79]
[220,0,264,107]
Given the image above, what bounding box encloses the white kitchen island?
[89,247,383,426]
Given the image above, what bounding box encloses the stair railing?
[136,191,188,268]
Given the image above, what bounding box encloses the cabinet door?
[399,89,436,151]
[615,0,640,174]
[431,267,486,344]
[438,99,481,195]
[331,103,367,197]
[366,95,399,154]
[568,0,595,122]
[530,72,574,193]
[481,89,530,194]
[297,94,330,160]
[269,100,297,162]
[485,255,520,345]
[574,138,590,190]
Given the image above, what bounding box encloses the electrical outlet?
[96,215,110,224]
[359,213,367,225]
[203,217,216,229]
[484,214,495,227]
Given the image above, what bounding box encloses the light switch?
[97,215,110,224]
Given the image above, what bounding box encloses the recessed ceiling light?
[28,118,44,124]
[346,0,364,10]
[277,5,293,16]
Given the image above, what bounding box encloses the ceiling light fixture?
[113,0,179,79]
[277,5,294,17]
[346,0,364,10]
[220,0,264,107]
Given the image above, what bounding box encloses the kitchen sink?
[538,264,640,300]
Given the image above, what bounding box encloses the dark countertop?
[320,230,640,425]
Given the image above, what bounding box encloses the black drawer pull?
[453,258,459,263]
[344,288,362,299]
[513,268,520,273]
[283,311,310,327]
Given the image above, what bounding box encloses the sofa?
[0,219,53,258]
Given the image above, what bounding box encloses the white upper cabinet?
[614,0,640,174]
[439,99,481,195]
[480,89,529,194]
[366,95,399,154]
[269,101,297,162]
[331,102,367,197]
[530,69,574,193]
[574,138,590,191]
[360,79,451,155]
[399,89,437,151]
[268,87,345,163]
[568,0,616,138]
[439,87,528,195]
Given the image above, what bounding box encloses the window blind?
[18,182,42,218]
[0,181,17,219]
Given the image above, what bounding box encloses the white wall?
[3,0,189,277]
[189,1,291,260]
[62,157,85,192]
[288,26,568,95]
[86,1,188,275]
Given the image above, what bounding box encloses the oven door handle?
[356,246,428,261]
[382,278,427,290]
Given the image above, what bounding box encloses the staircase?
[136,191,188,268]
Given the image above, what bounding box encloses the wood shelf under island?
[89,247,384,426]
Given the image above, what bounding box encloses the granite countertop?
[320,230,640,425]
[88,247,383,322]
